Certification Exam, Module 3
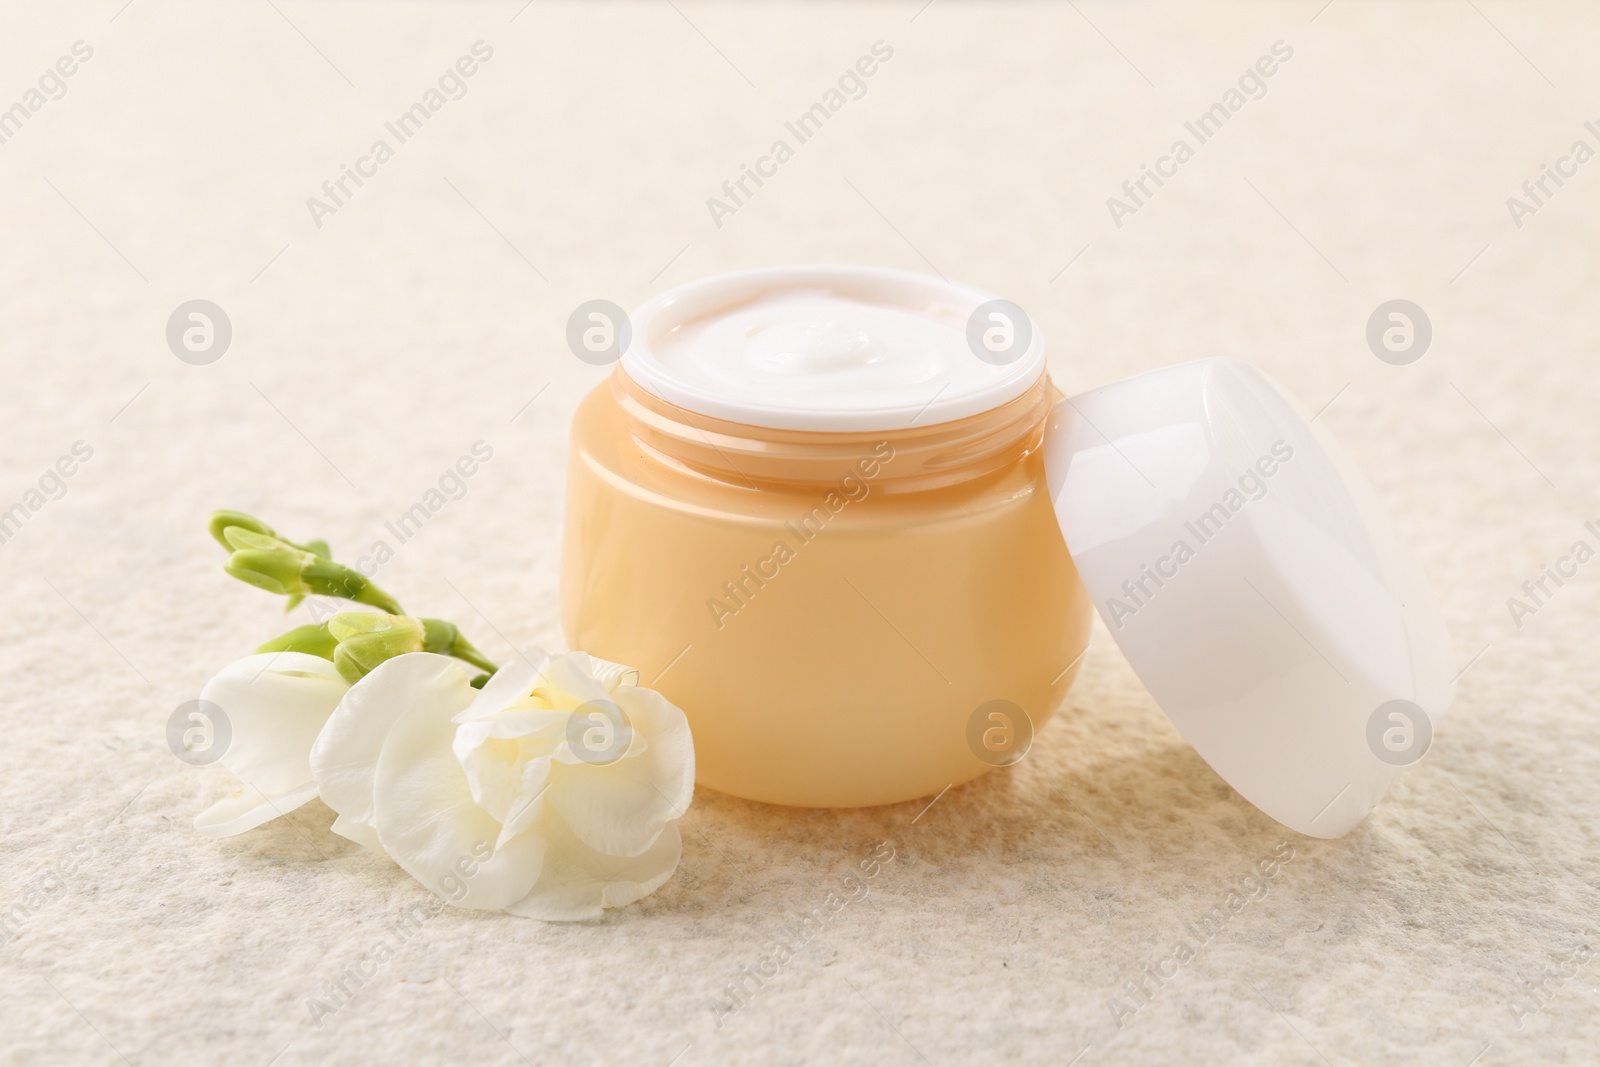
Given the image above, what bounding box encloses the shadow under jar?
[561,266,1091,808]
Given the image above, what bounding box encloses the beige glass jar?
[561,266,1091,808]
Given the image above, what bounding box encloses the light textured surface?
[2,1,1598,1064]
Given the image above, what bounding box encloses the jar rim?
[620,264,1046,432]
[611,367,1057,494]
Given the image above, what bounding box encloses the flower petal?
[202,652,347,800]
[330,814,384,854]
[545,685,695,856]
[194,782,319,838]
[311,652,462,827]
[493,773,551,849]
[537,652,624,710]
[506,819,681,922]
[452,711,564,811]
[370,661,545,911]
[576,652,640,692]
[545,757,680,857]
[452,654,549,724]
[615,685,696,817]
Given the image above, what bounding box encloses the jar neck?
[611,369,1057,494]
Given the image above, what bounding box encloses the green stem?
[452,643,498,677]
[302,558,404,615]
[420,617,498,676]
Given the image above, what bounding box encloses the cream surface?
[625,269,1044,431]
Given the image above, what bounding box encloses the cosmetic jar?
[563,265,1457,836]
[562,266,1092,808]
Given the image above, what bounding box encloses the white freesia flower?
[309,649,695,921]
[194,652,350,838]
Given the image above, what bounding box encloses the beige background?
[2,1,1598,1063]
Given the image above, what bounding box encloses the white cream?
[622,266,1045,431]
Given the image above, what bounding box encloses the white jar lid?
[1043,358,1455,838]
[622,265,1045,431]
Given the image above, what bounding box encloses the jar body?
[561,375,1092,808]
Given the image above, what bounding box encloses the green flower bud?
[419,617,459,655]
[254,622,339,660]
[320,613,499,685]
[209,510,276,551]
[223,531,316,598]
[209,510,330,558]
[329,612,426,684]
[220,527,402,614]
